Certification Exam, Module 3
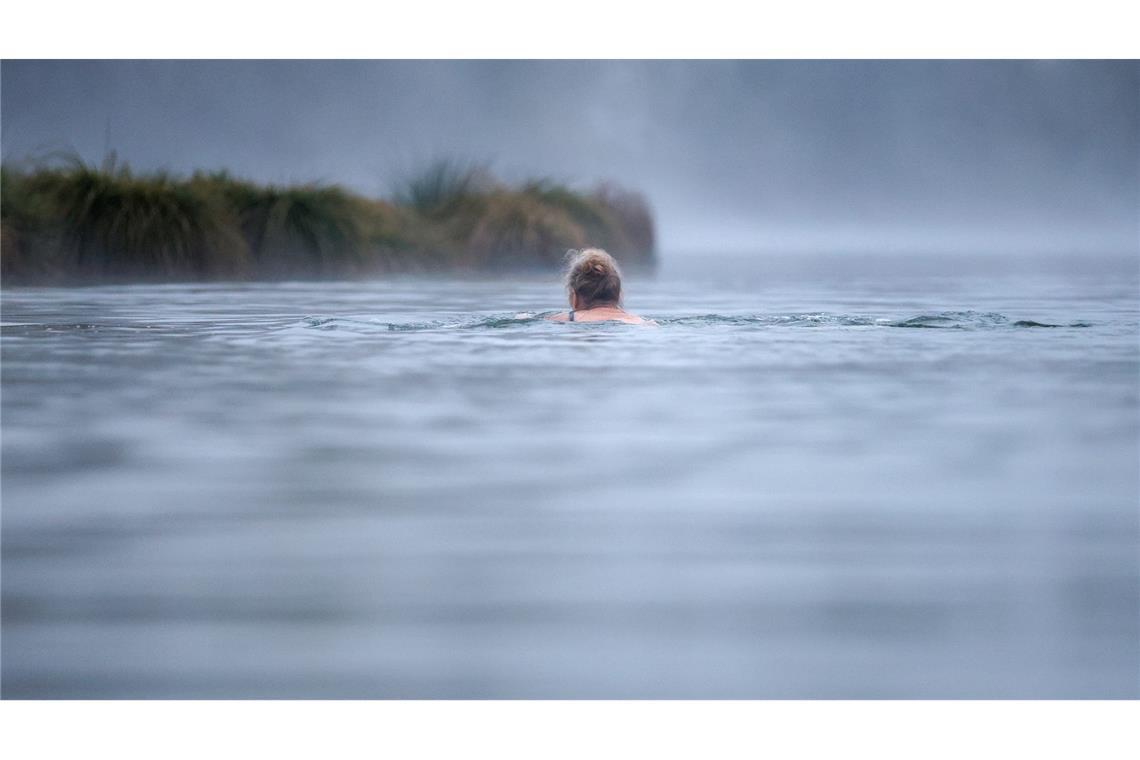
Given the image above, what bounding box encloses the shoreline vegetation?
[0,156,655,285]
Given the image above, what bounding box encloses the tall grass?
[521,180,656,266]
[468,191,589,270]
[192,173,365,277]
[1,157,656,284]
[49,160,247,278]
[391,159,492,218]
[1,166,36,279]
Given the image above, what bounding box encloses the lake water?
[2,252,1138,698]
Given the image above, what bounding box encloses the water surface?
[3,252,1138,697]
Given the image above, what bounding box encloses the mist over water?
[3,60,1137,256]
[3,252,1137,697]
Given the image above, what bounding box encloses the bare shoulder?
[627,315,658,326]
[545,309,654,325]
[614,312,655,326]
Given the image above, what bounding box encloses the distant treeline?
[0,157,655,284]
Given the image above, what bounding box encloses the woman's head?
[564,248,622,309]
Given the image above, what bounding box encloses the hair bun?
[563,248,623,309]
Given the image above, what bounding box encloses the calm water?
[2,253,1138,698]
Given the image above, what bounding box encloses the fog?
[2,60,1137,257]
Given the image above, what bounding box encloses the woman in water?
[549,248,650,325]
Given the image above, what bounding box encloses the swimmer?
[549,248,651,325]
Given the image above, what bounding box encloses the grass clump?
[391,159,492,219]
[48,159,247,279]
[1,156,656,284]
[192,172,366,277]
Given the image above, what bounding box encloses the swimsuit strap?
[568,310,575,322]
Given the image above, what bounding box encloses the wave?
[888,311,1091,329]
[298,313,549,332]
[296,310,1093,333]
[658,314,879,327]
[661,311,1091,329]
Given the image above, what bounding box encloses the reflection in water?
[2,255,1138,697]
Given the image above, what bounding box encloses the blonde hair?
[564,248,622,308]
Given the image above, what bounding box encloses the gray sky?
[2,60,1137,256]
